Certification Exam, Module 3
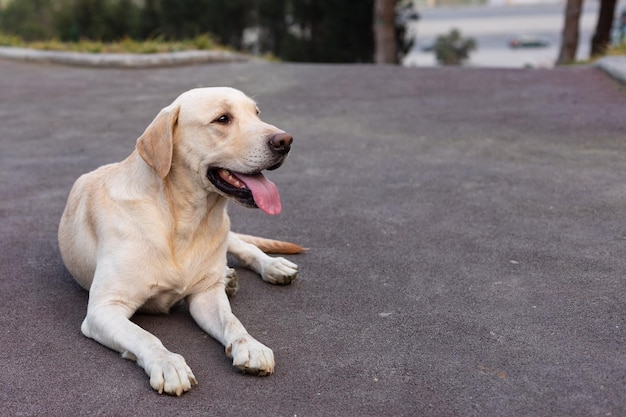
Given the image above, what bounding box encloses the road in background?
[404,0,626,67]
[3,57,626,417]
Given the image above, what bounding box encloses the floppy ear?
[136,104,179,179]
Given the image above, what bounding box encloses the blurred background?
[406,0,626,67]
[0,0,625,68]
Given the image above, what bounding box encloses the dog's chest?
[133,197,230,312]
[140,257,222,313]
[140,229,227,313]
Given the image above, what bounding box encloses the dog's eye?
[214,114,231,124]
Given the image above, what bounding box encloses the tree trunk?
[373,0,398,64]
[590,0,618,57]
[557,0,583,65]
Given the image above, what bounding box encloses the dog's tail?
[233,233,307,254]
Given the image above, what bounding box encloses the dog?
[58,87,304,396]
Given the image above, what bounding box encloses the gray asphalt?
[1,57,626,417]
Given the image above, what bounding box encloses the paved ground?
[1,57,626,417]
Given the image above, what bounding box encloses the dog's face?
[137,87,292,215]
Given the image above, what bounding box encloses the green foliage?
[258,0,374,63]
[0,32,25,47]
[0,0,413,63]
[0,33,221,53]
[433,28,476,66]
[155,0,252,48]
[396,0,419,60]
[54,0,141,41]
[0,0,57,40]
[608,41,626,56]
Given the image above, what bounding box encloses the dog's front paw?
[261,257,298,285]
[139,350,198,396]
[226,336,275,376]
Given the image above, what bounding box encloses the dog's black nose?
[268,132,293,155]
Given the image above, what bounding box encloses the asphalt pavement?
[1,55,626,417]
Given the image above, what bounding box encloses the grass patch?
[573,41,626,65]
[607,42,626,56]
[0,33,227,54]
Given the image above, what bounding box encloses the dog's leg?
[227,232,298,285]
[188,285,275,375]
[82,292,197,395]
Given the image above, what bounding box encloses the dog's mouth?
[207,168,282,215]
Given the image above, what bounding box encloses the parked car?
[508,35,550,49]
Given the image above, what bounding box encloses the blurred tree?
[206,0,253,49]
[590,0,618,57]
[138,0,161,39]
[254,0,289,54]
[108,0,139,39]
[72,0,115,40]
[151,0,251,48]
[395,1,418,62]
[53,0,140,41]
[557,0,583,65]
[274,0,375,63]
[372,0,417,64]
[0,0,56,40]
[374,0,397,63]
[433,28,476,66]
[0,0,414,63]
[154,0,208,39]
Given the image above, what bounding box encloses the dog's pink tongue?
[238,173,282,215]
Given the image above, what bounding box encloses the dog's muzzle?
[206,132,293,215]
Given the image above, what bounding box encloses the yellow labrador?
[58,87,304,396]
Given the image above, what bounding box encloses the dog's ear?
[136,104,179,179]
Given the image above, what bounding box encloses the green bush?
[434,28,477,66]
[256,0,374,63]
[0,0,56,40]
[54,0,141,42]
[0,0,412,63]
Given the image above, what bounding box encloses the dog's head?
[136,87,292,215]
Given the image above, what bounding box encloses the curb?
[2,46,626,84]
[0,46,250,68]
[596,56,626,84]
